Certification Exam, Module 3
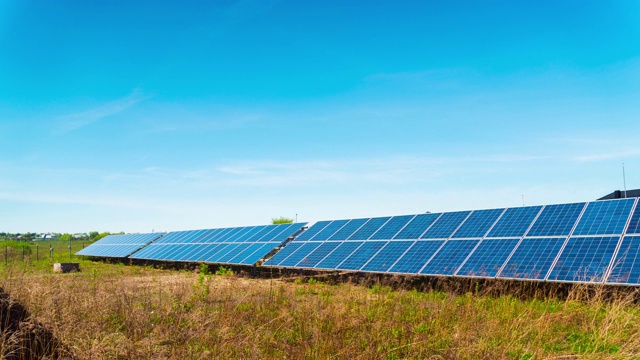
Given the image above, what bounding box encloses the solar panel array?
[128,223,307,266]
[264,198,640,285]
[76,233,165,258]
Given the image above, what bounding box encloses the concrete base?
[53,263,80,273]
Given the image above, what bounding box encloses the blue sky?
[1,1,639,233]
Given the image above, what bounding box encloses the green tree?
[271,217,294,224]
[59,233,73,242]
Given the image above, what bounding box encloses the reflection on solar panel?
[456,239,520,278]
[263,198,640,286]
[420,240,480,276]
[498,238,565,280]
[627,206,640,235]
[76,233,165,258]
[606,236,640,285]
[130,223,307,266]
[572,199,635,235]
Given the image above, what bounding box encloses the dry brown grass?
[1,262,640,359]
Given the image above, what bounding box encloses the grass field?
[1,246,640,359]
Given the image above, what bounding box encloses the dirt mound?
[0,288,74,359]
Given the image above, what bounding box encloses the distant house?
[74,233,88,239]
[33,233,58,241]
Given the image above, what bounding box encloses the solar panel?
[526,203,586,237]
[329,218,369,240]
[419,240,480,276]
[296,221,332,241]
[277,242,323,267]
[486,206,542,238]
[311,220,349,240]
[261,241,305,266]
[451,209,504,238]
[547,236,620,283]
[387,241,444,274]
[498,237,566,280]
[315,242,362,269]
[393,213,440,239]
[336,241,387,270]
[572,199,635,236]
[293,242,342,268]
[348,217,391,240]
[605,236,640,285]
[456,239,520,278]
[130,223,306,266]
[361,241,414,272]
[626,203,640,234]
[76,233,165,258]
[420,211,471,239]
[369,215,415,240]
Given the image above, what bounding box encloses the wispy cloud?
[572,149,640,162]
[55,89,151,134]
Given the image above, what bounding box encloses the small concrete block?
[53,263,80,273]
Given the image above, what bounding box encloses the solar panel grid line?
[348,217,392,241]
[269,241,310,267]
[369,214,417,240]
[250,224,278,242]
[300,241,344,268]
[494,204,547,278]
[626,201,640,235]
[573,198,636,236]
[546,236,621,283]
[357,241,391,271]
[385,240,417,272]
[272,223,308,242]
[331,241,366,269]
[605,236,640,286]
[214,227,243,242]
[207,227,232,242]
[296,221,332,241]
[451,208,506,239]
[392,213,441,240]
[330,218,371,241]
[233,226,260,242]
[544,202,590,281]
[206,243,242,263]
[179,244,210,261]
[603,197,640,283]
[415,210,474,273]
[314,241,362,270]
[238,243,274,265]
[415,213,444,239]
[230,226,257,242]
[231,243,268,264]
[311,220,349,240]
[420,211,470,240]
[257,224,289,242]
[291,241,341,268]
[452,208,508,276]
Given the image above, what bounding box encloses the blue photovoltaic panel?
[361,241,414,272]
[394,213,440,239]
[606,236,640,285]
[572,199,635,236]
[260,223,303,242]
[456,239,520,278]
[277,242,322,267]
[387,241,444,274]
[296,221,332,241]
[216,227,246,242]
[337,241,387,270]
[76,233,164,258]
[226,243,265,264]
[486,206,542,238]
[348,217,391,240]
[329,218,369,240]
[626,203,640,234]
[234,226,262,242]
[206,244,241,263]
[245,225,277,242]
[498,238,566,280]
[239,242,279,265]
[547,236,620,283]
[420,211,471,239]
[369,215,415,240]
[311,220,349,240]
[420,240,479,275]
[451,208,504,239]
[294,242,342,268]
[217,244,251,263]
[315,242,362,269]
[260,241,304,266]
[526,203,586,237]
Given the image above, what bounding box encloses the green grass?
[1,260,640,359]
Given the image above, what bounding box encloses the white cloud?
[55,89,151,134]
